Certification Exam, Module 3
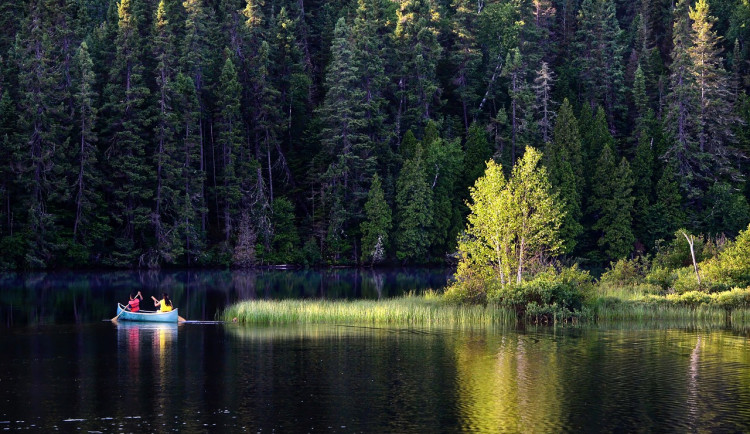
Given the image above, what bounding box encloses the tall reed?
[223,294,516,327]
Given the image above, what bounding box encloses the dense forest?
[0,0,748,269]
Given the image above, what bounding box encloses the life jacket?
[128,298,140,312]
[160,300,173,312]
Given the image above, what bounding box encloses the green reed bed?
[223,294,517,327]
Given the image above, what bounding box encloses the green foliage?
[488,266,594,322]
[600,257,651,287]
[269,197,300,264]
[360,174,392,264]
[395,150,432,262]
[455,148,563,295]
[590,144,635,261]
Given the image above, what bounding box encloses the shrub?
[489,265,593,321]
[711,287,750,310]
[667,291,712,306]
[645,266,677,291]
[600,257,650,287]
[701,224,750,287]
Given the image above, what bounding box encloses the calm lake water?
[2,270,750,432]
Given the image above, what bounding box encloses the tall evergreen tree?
[547,99,583,253]
[590,144,635,261]
[394,0,442,138]
[101,0,154,266]
[173,73,206,265]
[450,0,482,132]
[688,0,737,156]
[534,61,555,144]
[16,0,69,267]
[396,149,432,262]
[576,0,625,132]
[360,173,392,265]
[318,18,374,261]
[72,41,101,250]
[215,54,244,244]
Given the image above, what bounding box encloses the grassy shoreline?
[222,293,750,326]
[223,294,517,327]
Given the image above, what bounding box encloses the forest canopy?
[0,0,748,269]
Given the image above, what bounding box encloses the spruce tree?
[590,144,635,261]
[424,122,464,256]
[72,41,101,250]
[576,0,625,132]
[450,0,482,132]
[502,48,534,164]
[534,61,555,144]
[649,165,684,244]
[173,73,206,265]
[462,123,493,194]
[688,0,737,156]
[547,99,584,253]
[665,0,700,198]
[215,54,244,243]
[360,174,392,265]
[318,18,373,261]
[102,0,154,266]
[16,0,69,267]
[395,150,432,263]
[394,0,441,137]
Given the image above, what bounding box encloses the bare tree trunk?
[682,231,701,285]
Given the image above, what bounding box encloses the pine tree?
[215,54,244,243]
[72,41,101,249]
[688,0,737,155]
[450,0,482,132]
[102,0,154,266]
[665,0,700,198]
[394,0,442,137]
[590,144,635,261]
[173,73,206,266]
[396,150,432,263]
[318,18,374,261]
[360,173,392,265]
[462,123,493,194]
[16,0,69,267]
[502,48,534,164]
[424,122,464,255]
[534,61,555,143]
[576,0,625,132]
[547,99,583,253]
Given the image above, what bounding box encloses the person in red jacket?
[125,291,143,312]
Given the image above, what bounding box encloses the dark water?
[0,268,452,325]
[2,271,750,432]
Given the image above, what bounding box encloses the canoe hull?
[116,304,179,323]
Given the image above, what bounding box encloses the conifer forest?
[0,0,749,270]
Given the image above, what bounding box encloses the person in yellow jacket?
[151,293,173,312]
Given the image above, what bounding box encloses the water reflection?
[3,324,750,431]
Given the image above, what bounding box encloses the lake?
[2,269,750,431]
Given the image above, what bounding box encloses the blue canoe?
[116,303,179,323]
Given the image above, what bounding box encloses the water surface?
[2,270,750,431]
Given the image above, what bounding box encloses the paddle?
[111,305,127,322]
[178,316,186,322]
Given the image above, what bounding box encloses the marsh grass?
[223,292,517,327]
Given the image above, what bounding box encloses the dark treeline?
[0,0,748,269]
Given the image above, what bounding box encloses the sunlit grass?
[223,292,516,327]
